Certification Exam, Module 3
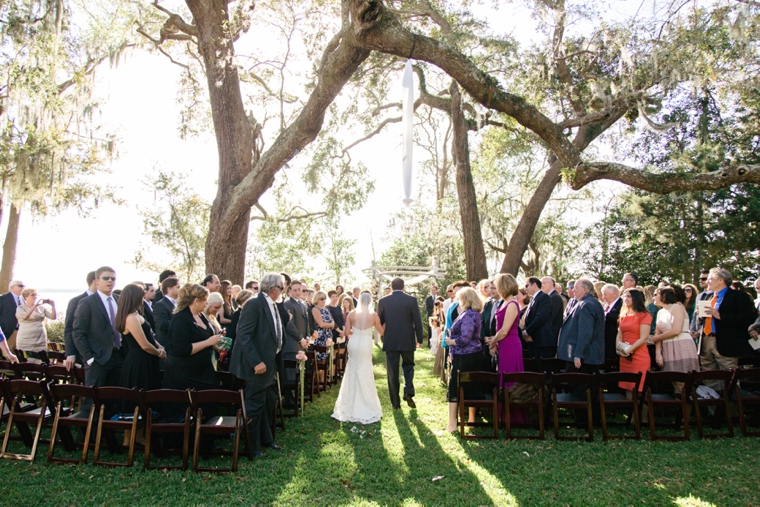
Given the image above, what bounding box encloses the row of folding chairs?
[0,379,251,472]
[457,367,760,441]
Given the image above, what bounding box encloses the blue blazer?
[557,294,605,366]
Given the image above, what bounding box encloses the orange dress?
[617,312,652,391]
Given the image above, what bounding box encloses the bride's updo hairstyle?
[357,291,373,313]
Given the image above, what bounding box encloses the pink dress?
[495,299,527,423]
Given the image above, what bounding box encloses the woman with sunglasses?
[311,291,335,363]
[683,283,699,326]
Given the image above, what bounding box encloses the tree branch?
[570,162,760,193]
[152,1,198,38]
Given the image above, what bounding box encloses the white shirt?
[262,293,282,352]
[144,299,153,310]
[442,298,454,313]
[605,297,621,315]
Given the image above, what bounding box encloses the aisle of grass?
[0,347,759,505]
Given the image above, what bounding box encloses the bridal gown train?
[331,327,383,424]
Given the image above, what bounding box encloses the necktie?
[16,295,22,306]
[605,305,610,313]
[107,297,121,349]
[272,302,282,350]
[705,294,717,335]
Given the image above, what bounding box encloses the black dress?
[163,307,219,392]
[119,319,161,411]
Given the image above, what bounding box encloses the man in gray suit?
[282,281,310,407]
[229,272,286,458]
[377,277,424,409]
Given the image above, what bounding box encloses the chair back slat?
[141,388,192,405]
[502,372,547,385]
[459,371,500,385]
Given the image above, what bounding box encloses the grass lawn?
[1,346,759,506]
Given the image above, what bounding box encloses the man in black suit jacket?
[63,271,97,370]
[142,283,156,332]
[601,284,623,359]
[377,277,424,409]
[424,284,439,347]
[481,282,502,339]
[702,269,758,386]
[282,281,310,407]
[152,269,176,305]
[229,273,287,457]
[0,279,25,351]
[72,266,123,414]
[541,277,565,354]
[523,277,554,362]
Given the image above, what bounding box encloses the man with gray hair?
[701,268,757,382]
[230,272,293,457]
[0,279,25,352]
[558,278,605,373]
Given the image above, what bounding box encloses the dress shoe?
[268,443,283,451]
[252,450,268,458]
[403,394,416,408]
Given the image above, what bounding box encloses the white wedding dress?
[331,326,383,424]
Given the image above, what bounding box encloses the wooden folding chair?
[281,359,301,417]
[303,352,318,400]
[502,372,546,440]
[539,357,566,375]
[0,379,54,461]
[141,389,194,470]
[738,356,760,369]
[690,369,734,439]
[14,362,47,381]
[190,389,252,473]
[216,371,244,391]
[272,373,285,437]
[47,383,96,464]
[731,367,760,436]
[603,357,620,373]
[45,351,66,364]
[92,387,143,467]
[596,372,642,440]
[644,370,692,441]
[0,360,17,379]
[312,345,331,392]
[457,371,500,439]
[550,372,596,441]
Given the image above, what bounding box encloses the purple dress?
[495,299,527,423]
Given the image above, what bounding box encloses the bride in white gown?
[332,291,385,424]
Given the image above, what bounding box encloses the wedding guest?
[16,287,56,362]
[231,285,242,310]
[327,290,345,341]
[557,278,605,374]
[245,280,260,294]
[153,276,180,351]
[700,268,758,388]
[601,284,622,359]
[116,284,164,403]
[486,273,526,423]
[335,285,344,297]
[477,279,490,300]
[522,277,554,361]
[683,283,699,324]
[593,281,606,300]
[229,273,288,457]
[341,296,354,328]
[444,288,483,432]
[644,285,658,335]
[141,282,156,332]
[425,284,439,346]
[153,269,176,304]
[312,291,335,365]
[64,271,97,369]
[621,273,638,291]
[443,285,455,313]
[0,329,17,363]
[352,286,360,307]
[383,287,391,296]
[652,287,699,373]
[202,274,221,294]
[73,266,124,416]
[0,279,25,351]
[563,281,576,317]
[204,292,228,369]
[430,316,442,360]
[163,284,223,400]
[616,288,652,392]
[218,280,233,332]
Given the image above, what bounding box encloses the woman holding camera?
[16,288,56,362]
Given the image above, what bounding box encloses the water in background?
[36,289,85,319]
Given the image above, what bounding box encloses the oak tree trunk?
[186,0,253,284]
[450,82,488,281]
[0,202,21,290]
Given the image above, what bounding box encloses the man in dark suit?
[152,269,176,305]
[601,284,623,359]
[377,277,424,409]
[702,268,758,388]
[72,266,123,414]
[229,272,286,458]
[0,279,25,351]
[282,281,310,407]
[541,276,565,357]
[142,282,156,332]
[481,281,502,340]
[558,278,605,422]
[63,271,97,370]
[522,277,554,362]
[153,276,180,354]
[424,284,439,347]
